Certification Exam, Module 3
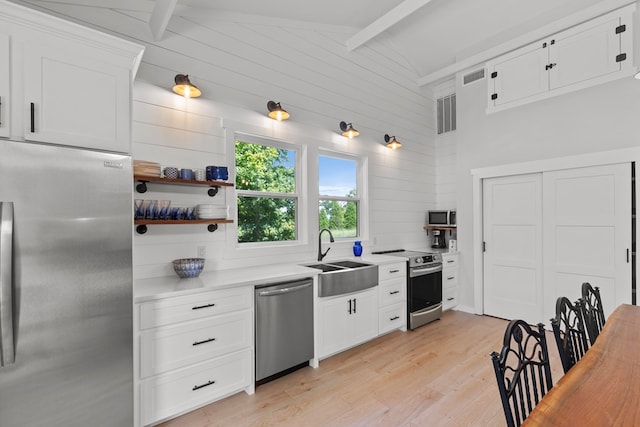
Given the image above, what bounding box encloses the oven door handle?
[410,265,442,276]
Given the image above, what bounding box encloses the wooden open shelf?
[134,174,234,188]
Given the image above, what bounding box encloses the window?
[318,154,360,238]
[235,136,299,244]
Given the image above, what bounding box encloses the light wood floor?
[159,310,564,427]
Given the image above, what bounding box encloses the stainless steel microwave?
[428,210,456,226]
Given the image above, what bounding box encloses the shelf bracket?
[136,181,148,193]
[207,224,218,232]
[207,187,219,197]
[136,224,148,234]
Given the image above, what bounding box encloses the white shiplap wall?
[16,1,438,277]
[434,79,457,210]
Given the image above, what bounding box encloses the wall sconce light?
[172,74,201,98]
[384,134,402,149]
[339,121,359,138]
[267,101,290,120]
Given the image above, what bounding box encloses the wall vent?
[436,93,456,135]
[462,68,485,86]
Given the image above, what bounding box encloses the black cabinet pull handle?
[193,337,216,346]
[192,380,215,391]
[389,269,400,273]
[390,290,400,295]
[447,260,455,263]
[353,298,356,313]
[348,299,352,314]
[390,316,399,321]
[30,103,35,132]
[447,276,455,280]
[447,297,455,301]
[192,303,215,310]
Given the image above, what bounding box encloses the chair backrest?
[551,297,590,373]
[490,320,554,427]
[581,282,606,345]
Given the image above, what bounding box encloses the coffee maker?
[431,229,446,249]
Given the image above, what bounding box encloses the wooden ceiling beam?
[346,0,434,51]
[149,0,178,41]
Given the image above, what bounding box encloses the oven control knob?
[414,257,423,264]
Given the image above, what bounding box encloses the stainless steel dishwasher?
[255,278,314,384]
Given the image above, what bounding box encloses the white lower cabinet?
[441,253,459,310]
[136,287,253,426]
[377,262,407,334]
[317,287,378,359]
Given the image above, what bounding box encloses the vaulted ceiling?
[10,0,618,88]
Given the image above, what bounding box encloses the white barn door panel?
[483,173,543,324]
[542,163,631,320]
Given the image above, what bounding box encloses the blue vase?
[353,241,363,256]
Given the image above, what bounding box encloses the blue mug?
[179,169,194,180]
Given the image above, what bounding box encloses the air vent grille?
[462,68,485,86]
[437,94,456,135]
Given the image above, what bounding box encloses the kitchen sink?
[326,260,371,269]
[302,260,378,297]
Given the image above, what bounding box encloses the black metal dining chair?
[581,282,606,345]
[550,297,590,373]
[490,320,554,427]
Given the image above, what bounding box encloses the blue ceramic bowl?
[172,258,205,278]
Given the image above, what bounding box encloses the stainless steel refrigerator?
[0,140,133,426]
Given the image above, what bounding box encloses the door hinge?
[616,53,627,62]
[483,241,487,252]
[616,24,626,34]
[491,93,498,101]
[491,71,498,79]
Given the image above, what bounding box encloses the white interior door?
[483,173,543,323]
[542,163,631,320]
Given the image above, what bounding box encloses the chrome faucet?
[318,228,335,261]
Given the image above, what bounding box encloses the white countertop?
[134,254,402,303]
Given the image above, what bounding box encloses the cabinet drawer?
[443,287,458,311]
[442,255,458,269]
[139,287,252,330]
[443,271,459,290]
[139,311,252,378]
[378,277,405,307]
[140,349,251,426]
[378,303,405,334]
[379,262,406,281]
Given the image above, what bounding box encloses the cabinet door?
[351,289,378,344]
[488,41,548,109]
[22,42,131,152]
[549,16,622,91]
[0,33,9,138]
[318,295,352,358]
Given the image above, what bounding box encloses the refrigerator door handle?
[0,201,15,366]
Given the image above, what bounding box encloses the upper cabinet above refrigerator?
[486,4,635,113]
[0,0,144,153]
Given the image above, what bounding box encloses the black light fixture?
[172,74,201,98]
[339,121,359,138]
[267,101,290,120]
[384,134,402,149]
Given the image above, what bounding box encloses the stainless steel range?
[372,249,443,330]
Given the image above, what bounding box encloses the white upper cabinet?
[0,0,144,153]
[0,32,9,139]
[487,5,634,113]
[22,42,131,152]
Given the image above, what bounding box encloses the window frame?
[318,149,367,241]
[233,132,305,248]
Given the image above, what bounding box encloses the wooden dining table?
[523,303,640,426]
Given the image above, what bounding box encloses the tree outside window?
[318,155,359,238]
[235,138,298,243]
